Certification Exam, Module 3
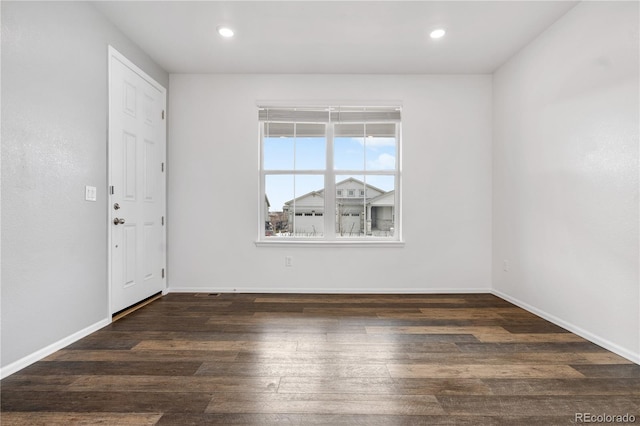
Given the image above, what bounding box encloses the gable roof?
[335,177,386,194]
[368,190,395,206]
[283,177,388,207]
[283,189,325,207]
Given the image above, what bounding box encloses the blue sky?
[264,136,396,211]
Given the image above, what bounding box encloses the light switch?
[85,186,97,201]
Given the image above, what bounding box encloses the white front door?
[108,47,166,314]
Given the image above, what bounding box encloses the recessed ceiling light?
[430,29,446,39]
[217,26,234,38]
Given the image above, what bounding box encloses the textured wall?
[1,1,168,370]
[168,74,493,293]
[492,1,639,361]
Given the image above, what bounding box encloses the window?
[259,105,401,242]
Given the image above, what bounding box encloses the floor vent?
[195,293,222,298]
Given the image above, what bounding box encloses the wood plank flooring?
[1,293,638,425]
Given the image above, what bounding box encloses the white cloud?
[368,153,396,170]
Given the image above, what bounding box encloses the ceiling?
[94,1,578,74]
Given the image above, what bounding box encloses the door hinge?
[161,216,165,226]
[161,162,164,172]
[161,110,165,120]
[162,268,165,278]
[110,185,114,195]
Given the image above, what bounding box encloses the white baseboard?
[0,317,111,380]
[492,289,640,365]
[167,286,492,294]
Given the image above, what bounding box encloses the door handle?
[113,218,125,225]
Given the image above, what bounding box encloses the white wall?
[493,1,639,362]
[1,1,168,374]
[168,75,492,293]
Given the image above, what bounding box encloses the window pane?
[365,136,396,171]
[367,176,395,237]
[265,175,294,236]
[268,175,325,238]
[289,175,324,237]
[264,136,294,170]
[336,175,395,238]
[334,123,397,171]
[295,137,326,170]
[335,175,365,237]
[334,136,365,170]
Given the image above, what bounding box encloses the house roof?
[283,177,388,207]
[283,189,325,207]
[335,177,386,195]
[368,190,395,206]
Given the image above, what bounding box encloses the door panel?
[123,225,137,287]
[123,132,137,201]
[144,139,156,201]
[109,47,166,314]
[143,223,155,280]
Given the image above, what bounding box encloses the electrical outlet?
[85,186,97,201]
[285,256,293,267]
[503,260,509,272]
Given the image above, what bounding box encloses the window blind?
[258,106,401,123]
[259,106,400,138]
[334,123,397,137]
[258,108,329,123]
[263,122,326,137]
[329,107,401,123]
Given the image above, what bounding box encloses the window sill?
[255,240,405,248]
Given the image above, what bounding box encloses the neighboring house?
[281,177,394,236]
[368,190,395,233]
[264,195,273,235]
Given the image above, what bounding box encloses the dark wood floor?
[1,293,638,425]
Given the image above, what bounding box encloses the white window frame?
[256,104,403,247]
